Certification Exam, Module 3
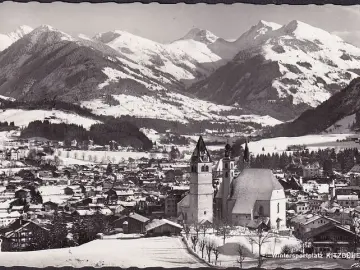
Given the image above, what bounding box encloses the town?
[1,132,360,268]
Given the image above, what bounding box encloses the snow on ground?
[82,93,282,126]
[0,109,101,130]
[323,114,356,134]
[0,237,207,268]
[58,149,168,163]
[38,185,67,196]
[247,134,352,155]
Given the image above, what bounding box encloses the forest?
[20,120,153,150]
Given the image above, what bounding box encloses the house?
[336,195,359,208]
[112,212,149,234]
[145,218,182,236]
[105,189,134,204]
[303,222,359,253]
[0,150,5,160]
[164,170,184,182]
[290,214,341,237]
[71,139,78,148]
[15,189,31,204]
[9,149,20,161]
[294,201,310,214]
[64,186,83,196]
[0,219,50,251]
[43,201,58,212]
[0,211,21,228]
[303,162,322,178]
[165,187,189,217]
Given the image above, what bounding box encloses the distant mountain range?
[0,20,359,128]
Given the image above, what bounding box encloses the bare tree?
[183,224,190,240]
[248,237,255,253]
[205,238,214,263]
[193,222,201,239]
[237,244,246,268]
[272,234,280,256]
[247,228,272,267]
[191,235,198,252]
[198,237,206,258]
[213,242,221,265]
[201,223,210,236]
[218,218,232,245]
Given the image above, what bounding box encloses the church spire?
[191,136,212,163]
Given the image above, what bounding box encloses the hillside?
[188,20,360,121]
[1,21,359,125]
[266,77,360,137]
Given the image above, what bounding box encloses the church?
[178,136,286,230]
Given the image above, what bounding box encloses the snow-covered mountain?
[0,25,33,51]
[268,77,360,137]
[1,21,359,129]
[93,29,227,87]
[189,20,360,120]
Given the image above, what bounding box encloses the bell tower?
[222,143,235,220]
[189,136,214,224]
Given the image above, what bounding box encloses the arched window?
[205,165,209,172]
[231,163,233,169]
[277,203,280,213]
[204,211,207,215]
[231,172,233,177]
[225,163,228,169]
[225,172,229,178]
[201,165,205,172]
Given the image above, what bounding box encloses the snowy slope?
[0,237,206,268]
[81,93,282,126]
[94,29,224,87]
[0,109,101,129]
[0,25,33,51]
[323,114,356,134]
[189,20,360,121]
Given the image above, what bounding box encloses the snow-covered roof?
[145,218,182,231]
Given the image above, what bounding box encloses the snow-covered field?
[0,109,101,130]
[81,93,282,126]
[0,237,207,268]
[57,149,168,163]
[247,134,352,155]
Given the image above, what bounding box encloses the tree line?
[20,120,153,150]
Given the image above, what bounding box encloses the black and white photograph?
[0,1,360,268]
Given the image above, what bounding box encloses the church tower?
[189,136,214,223]
[221,143,235,220]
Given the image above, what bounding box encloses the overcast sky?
[0,2,360,46]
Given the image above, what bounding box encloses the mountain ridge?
[0,21,359,124]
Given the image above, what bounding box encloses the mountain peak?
[15,25,33,35]
[256,20,282,30]
[181,28,218,44]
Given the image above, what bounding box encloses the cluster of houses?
[2,134,360,256]
[0,155,192,251]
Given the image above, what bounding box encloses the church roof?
[230,169,283,214]
[191,136,212,163]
